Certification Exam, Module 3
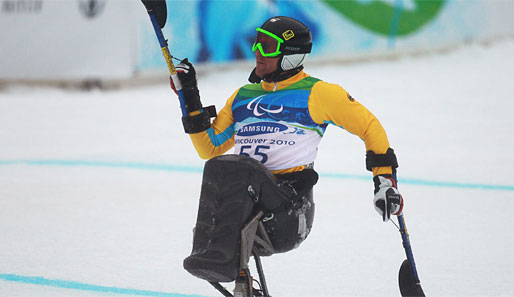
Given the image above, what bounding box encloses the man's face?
[253,32,281,78]
[255,50,280,78]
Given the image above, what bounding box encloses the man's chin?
[255,68,272,78]
[255,69,265,78]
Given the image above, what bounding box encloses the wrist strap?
[366,148,398,171]
[182,105,217,134]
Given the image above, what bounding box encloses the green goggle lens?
[252,27,284,57]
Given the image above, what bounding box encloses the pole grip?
[161,45,177,76]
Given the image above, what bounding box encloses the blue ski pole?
[396,213,425,296]
[140,0,188,117]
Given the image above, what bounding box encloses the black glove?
[169,58,202,113]
[373,175,404,222]
[169,58,217,134]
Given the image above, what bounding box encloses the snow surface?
[1,39,514,297]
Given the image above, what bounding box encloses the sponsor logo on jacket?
[237,122,288,136]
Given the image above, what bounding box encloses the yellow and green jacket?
[189,71,392,176]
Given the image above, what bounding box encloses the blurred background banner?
[1,0,513,82]
[0,0,137,80]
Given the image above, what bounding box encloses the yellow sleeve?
[188,89,238,159]
[308,81,393,176]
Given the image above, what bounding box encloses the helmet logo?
[282,30,294,41]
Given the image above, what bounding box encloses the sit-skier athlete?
[170,16,403,293]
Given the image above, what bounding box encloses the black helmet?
[249,16,313,83]
[259,16,312,55]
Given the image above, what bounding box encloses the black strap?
[366,148,398,171]
[275,169,318,198]
[182,105,217,134]
[203,105,217,117]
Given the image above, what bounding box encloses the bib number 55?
[239,145,270,164]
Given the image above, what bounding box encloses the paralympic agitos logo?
[247,95,283,117]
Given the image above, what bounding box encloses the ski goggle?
[252,28,284,57]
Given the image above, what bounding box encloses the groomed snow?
[1,39,513,297]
